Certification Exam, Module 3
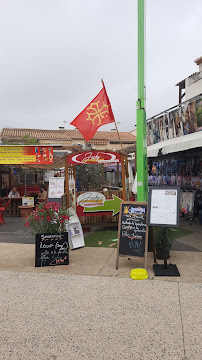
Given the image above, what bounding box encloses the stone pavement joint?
[177,283,186,360]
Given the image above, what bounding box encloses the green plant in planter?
[24,201,69,234]
[153,227,176,259]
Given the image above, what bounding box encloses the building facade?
[176,56,202,103]
[0,128,136,152]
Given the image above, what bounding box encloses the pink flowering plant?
[25,201,69,234]
[180,206,188,217]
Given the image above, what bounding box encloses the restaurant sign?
[0,146,53,165]
[67,151,121,165]
[77,192,106,208]
[76,192,122,217]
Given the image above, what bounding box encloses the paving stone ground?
[0,271,201,360]
[0,217,201,359]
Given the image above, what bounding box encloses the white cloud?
[0,0,201,132]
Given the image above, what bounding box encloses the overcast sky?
[0,0,201,133]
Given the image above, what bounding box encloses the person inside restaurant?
[8,186,20,198]
[37,185,48,201]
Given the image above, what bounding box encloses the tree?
[76,164,104,191]
[3,134,38,145]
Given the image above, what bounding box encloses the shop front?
[66,150,133,228]
[147,132,202,223]
[0,145,54,218]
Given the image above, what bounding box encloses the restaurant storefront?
[147,97,202,223]
[0,145,56,217]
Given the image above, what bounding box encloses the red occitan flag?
[70,84,115,141]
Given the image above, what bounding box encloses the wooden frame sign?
[116,202,149,269]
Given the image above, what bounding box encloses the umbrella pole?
[24,169,27,197]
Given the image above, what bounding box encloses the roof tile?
[0,128,136,142]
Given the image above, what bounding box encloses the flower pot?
[156,246,170,260]
[35,232,69,267]
[19,205,35,218]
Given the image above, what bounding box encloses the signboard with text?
[35,232,69,267]
[67,151,121,165]
[48,177,64,198]
[22,197,34,206]
[76,191,122,217]
[0,146,53,165]
[148,186,180,227]
[116,202,148,269]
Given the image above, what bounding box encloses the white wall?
[185,77,202,101]
[130,129,137,137]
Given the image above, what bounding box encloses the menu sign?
[116,202,148,269]
[148,187,180,227]
[48,177,64,198]
[35,232,69,267]
[22,197,34,206]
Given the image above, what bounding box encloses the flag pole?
[101,79,124,153]
[101,79,129,178]
[136,0,148,201]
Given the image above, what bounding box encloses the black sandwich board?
[116,202,148,269]
[35,232,69,267]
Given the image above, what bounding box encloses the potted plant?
[25,201,69,234]
[24,201,70,267]
[180,206,187,217]
[153,226,176,260]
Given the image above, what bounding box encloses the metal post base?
[153,264,180,277]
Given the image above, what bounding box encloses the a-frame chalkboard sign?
[116,202,149,269]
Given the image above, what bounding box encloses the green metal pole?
[136,0,148,202]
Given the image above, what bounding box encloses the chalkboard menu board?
[116,202,148,269]
[35,232,69,267]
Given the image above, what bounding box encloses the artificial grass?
[173,228,192,239]
[84,227,192,248]
[85,230,118,248]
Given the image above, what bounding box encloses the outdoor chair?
[0,199,11,225]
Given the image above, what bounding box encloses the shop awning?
[147,131,202,158]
